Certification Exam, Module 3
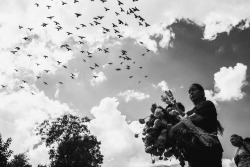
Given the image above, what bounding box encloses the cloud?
[222,158,236,167]
[0,90,73,166]
[206,63,248,103]
[89,97,150,167]
[153,81,170,91]
[90,71,107,86]
[89,97,183,167]
[118,90,150,102]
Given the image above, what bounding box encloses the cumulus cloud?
[89,97,182,167]
[0,90,73,166]
[89,97,150,167]
[153,81,170,91]
[222,158,236,167]
[90,71,107,86]
[206,63,247,103]
[118,90,150,102]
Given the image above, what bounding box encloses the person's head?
[188,83,206,104]
[230,134,243,147]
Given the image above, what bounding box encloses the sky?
[0,0,250,167]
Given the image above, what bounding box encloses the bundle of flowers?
[136,90,187,166]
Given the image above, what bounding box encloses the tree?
[0,134,13,167]
[36,114,103,167]
[7,153,32,167]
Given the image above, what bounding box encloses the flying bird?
[10,51,17,54]
[27,28,33,31]
[41,23,48,27]
[36,76,41,79]
[75,13,82,17]
[118,0,124,5]
[34,3,39,7]
[1,85,6,88]
[19,25,23,29]
[43,55,48,59]
[47,16,54,20]
[44,70,50,73]
[66,32,72,35]
[58,82,63,84]
[62,1,67,5]
[115,68,121,71]
[46,5,51,9]
[57,61,62,65]
[44,82,48,85]
[22,80,28,83]
[104,7,110,11]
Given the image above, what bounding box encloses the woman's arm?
[189,113,204,123]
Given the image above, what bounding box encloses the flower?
[139,118,145,124]
[154,108,164,118]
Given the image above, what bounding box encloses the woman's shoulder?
[197,100,215,109]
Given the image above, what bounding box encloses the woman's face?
[188,85,204,103]
[230,136,242,147]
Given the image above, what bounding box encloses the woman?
[168,83,224,167]
[230,134,250,167]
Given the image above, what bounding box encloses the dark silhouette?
[230,134,250,167]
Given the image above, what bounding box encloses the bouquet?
[135,90,187,166]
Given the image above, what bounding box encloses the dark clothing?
[234,138,250,167]
[187,100,217,134]
[185,100,223,167]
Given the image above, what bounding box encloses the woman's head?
[188,83,205,104]
[230,134,243,147]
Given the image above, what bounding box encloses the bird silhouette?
[80,24,87,27]
[115,68,121,71]
[27,28,33,31]
[58,82,63,84]
[63,65,67,69]
[75,13,82,17]
[118,0,124,5]
[47,16,54,20]
[22,80,28,83]
[34,3,39,7]
[66,32,72,35]
[57,61,62,65]
[41,23,48,27]
[43,55,48,59]
[44,70,50,73]
[36,76,41,79]
[62,1,67,5]
[19,25,23,29]
[120,7,125,12]
[94,63,99,67]
[104,7,110,11]
[10,51,17,54]
[44,82,48,85]
[93,75,98,78]
[145,22,150,27]
[1,85,6,88]
[23,37,29,40]
[46,5,51,9]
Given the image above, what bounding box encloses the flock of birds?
[1,0,152,95]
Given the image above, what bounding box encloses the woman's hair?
[231,134,243,140]
[216,120,224,136]
[189,83,204,93]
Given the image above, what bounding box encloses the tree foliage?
[36,114,103,167]
[0,134,13,167]
[7,153,32,167]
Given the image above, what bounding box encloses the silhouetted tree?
[36,114,103,167]
[7,153,31,167]
[0,134,13,167]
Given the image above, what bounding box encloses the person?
[168,83,224,167]
[230,134,250,167]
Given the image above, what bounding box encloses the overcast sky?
[0,0,250,167]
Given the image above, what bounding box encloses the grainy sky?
[0,0,249,167]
